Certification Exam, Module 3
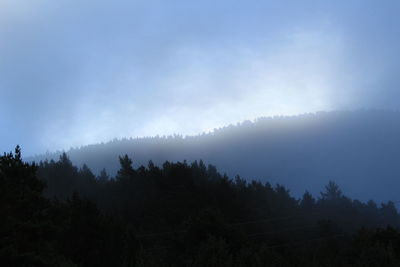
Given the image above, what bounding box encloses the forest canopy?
[2,146,400,266]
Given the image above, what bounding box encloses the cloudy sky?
[1,0,400,156]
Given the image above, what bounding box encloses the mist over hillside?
[29,110,400,202]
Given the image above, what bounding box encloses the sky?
[1,0,400,156]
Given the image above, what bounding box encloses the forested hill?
[29,110,400,202]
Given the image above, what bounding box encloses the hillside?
[29,110,400,202]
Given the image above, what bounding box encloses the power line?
[230,215,302,226]
[138,222,352,252]
[262,233,351,249]
[137,230,186,238]
[136,215,321,238]
[247,224,323,238]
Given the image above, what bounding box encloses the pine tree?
[321,181,342,200]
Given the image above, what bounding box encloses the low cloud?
[0,0,399,155]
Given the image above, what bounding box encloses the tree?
[301,191,316,210]
[321,181,342,200]
[0,146,66,266]
[97,168,110,183]
[380,201,399,226]
[192,236,233,267]
[116,154,135,181]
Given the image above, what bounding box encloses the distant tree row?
[29,110,400,203]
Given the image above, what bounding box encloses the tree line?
[28,110,400,203]
[2,146,400,266]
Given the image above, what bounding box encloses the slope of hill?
[29,110,400,202]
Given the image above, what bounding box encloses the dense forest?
[29,110,400,202]
[3,146,400,266]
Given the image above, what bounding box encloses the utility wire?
[137,215,323,238]
[262,232,351,249]
[247,224,325,238]
[230,215,302,226]
[136,199,400,238]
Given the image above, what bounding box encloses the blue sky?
[1,0,400,156]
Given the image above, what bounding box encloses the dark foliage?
[2,147,400,266]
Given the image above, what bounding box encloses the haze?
[1,0,400,156]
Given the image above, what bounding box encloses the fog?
[30,110,400,203]
[1,0,400,156]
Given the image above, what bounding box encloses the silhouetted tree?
[321,181,342,200]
